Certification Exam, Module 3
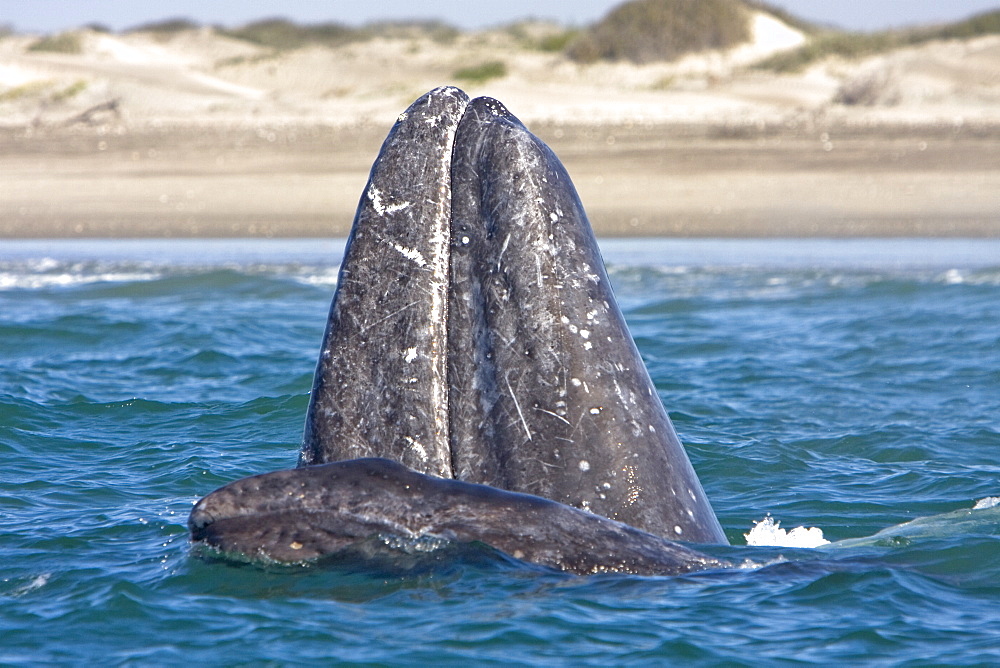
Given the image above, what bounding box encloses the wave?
[749,497,1000,551]
[0,258,342,293]
[5,237,999,294]
[0,268,164,290]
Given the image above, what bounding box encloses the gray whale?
[190,87,728,575]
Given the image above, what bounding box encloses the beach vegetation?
[504,21,581,52]
[126,18,201,34]
[0,78,88,105]
[932,9,1000,39]
[213,52,282,69]
[221,18,356,51]
[0,80,52,103]
[756,9,1000,72]
[52,79,88,103]
[221,18,360,51]
[538,29,581,53]
[566,0,752,64]
[756,32,896,72]
[221,18,461,51]
[27,32,83,54]
[453,60,508,84]
[360,20,459,44]
[651,75,676,90]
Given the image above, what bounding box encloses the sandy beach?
[2,13,999,238]
[4,122,999,238]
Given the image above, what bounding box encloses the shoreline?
[3,19,1000,239]
[3,122,999,239]
[6,239,1000,276]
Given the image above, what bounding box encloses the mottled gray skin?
[189,458,727,576]
[447,97,726,543]
[299,87,725,544]
[193,87,729,575]
[300,87,468,477]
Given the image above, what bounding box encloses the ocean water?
[2,238,999,666]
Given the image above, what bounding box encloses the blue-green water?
[2,239,999,666]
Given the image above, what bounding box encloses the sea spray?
[744,515,830,548]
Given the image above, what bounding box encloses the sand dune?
[2,12,998,238]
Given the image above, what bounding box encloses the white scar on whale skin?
[390,243,428,267]
[403,436,428,462]
[506,374,533,442]
[422,97,464,480]
[367,185,411,216]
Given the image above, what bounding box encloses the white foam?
[6,573,50,597]
[0,271,160,290]
[973,496,1000,510]
[745,515,830,548]
[289,272,340,287]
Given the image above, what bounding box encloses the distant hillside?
[9,0,802,66]
[757,8,1000,72]
[218,18,460,51]
[566,0,752,64]
[2,1,1000,132]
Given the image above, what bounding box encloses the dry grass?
[126,18,201,34]
[503,22,581,52]
[27,32,83,54]
[757,9,1000,72]
[566,0,752,64]
[0,80,53,102]
[220,18,359,51]
[218,18,459,52]
[361,20,459,44]
[453,60,508,84]
[51,80,88,103]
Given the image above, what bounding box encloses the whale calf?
[190,87,728,575]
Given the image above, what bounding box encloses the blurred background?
[3,0,999,238]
